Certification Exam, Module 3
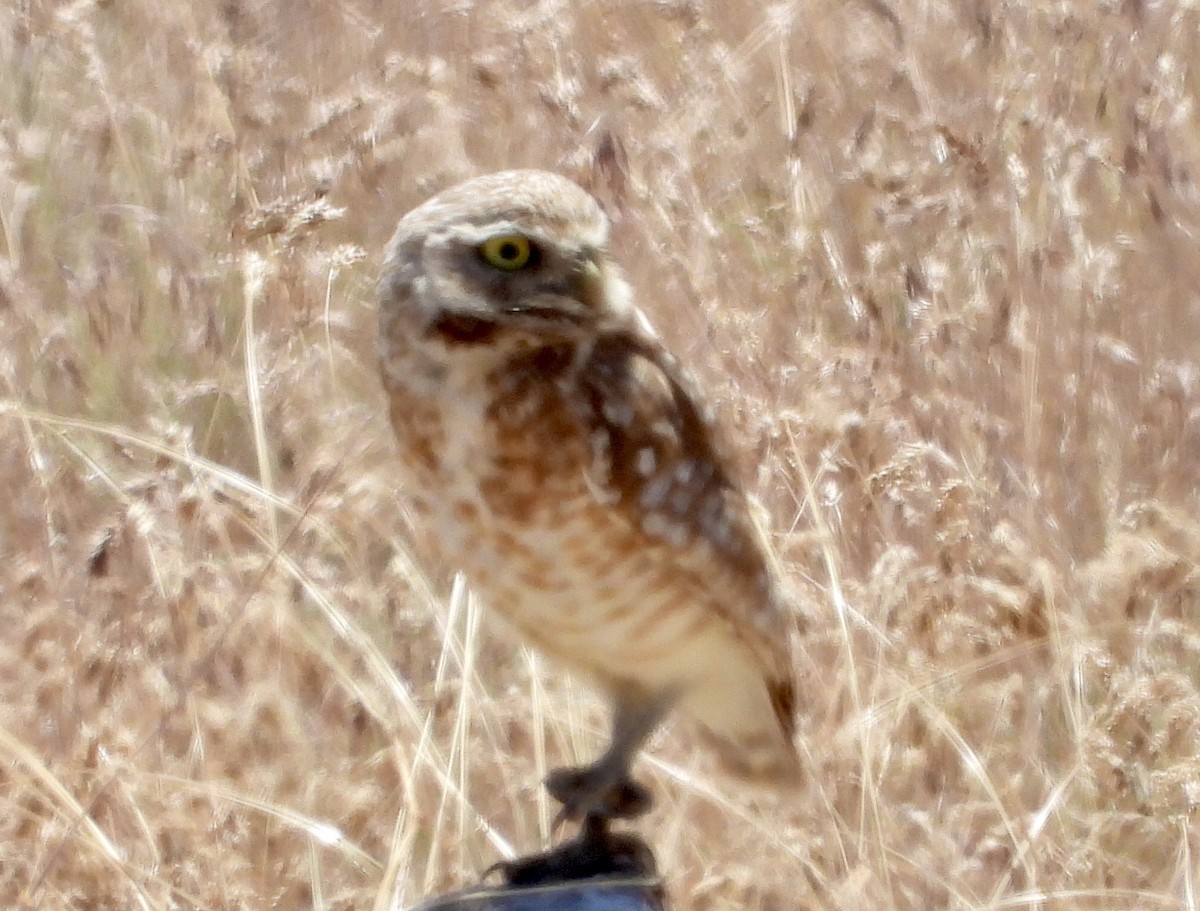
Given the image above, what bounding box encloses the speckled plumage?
[378,170,800,810]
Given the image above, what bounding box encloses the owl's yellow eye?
[479,234,534,271]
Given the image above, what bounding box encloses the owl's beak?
[570,258,606,311]
[495,255,607,333]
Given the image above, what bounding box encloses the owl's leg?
[544,685,673,824]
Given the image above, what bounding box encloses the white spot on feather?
[640,510,688,548]
[636,447,657,476]
[640,474,671,509]
[641,511,668,538]
[602,400,635,427]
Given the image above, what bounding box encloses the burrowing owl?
[379,170,800,822]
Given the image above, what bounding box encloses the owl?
[378,170,801,824]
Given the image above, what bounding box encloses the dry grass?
[3,0,1200,908]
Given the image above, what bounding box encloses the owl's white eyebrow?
[443,222,530,243]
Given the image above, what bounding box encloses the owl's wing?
[571,327,797,733]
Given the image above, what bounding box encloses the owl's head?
[380,170,639,358]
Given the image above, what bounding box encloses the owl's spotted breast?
[383,325,797,766]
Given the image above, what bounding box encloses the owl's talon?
[545,765,654,824]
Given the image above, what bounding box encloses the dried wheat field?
[3,1,1200,909]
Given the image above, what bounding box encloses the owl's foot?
[545,686,669,825]
[545,764,654,824]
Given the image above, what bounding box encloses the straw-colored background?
[3,1,1199,908]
